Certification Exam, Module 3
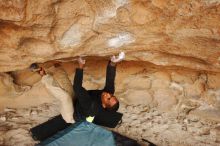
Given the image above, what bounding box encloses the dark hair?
[107,101,119,112]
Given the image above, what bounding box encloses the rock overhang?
[0,0,220,72]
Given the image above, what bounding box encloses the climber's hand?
[110,52,125,64]
[77,57,86,69]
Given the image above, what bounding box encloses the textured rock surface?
[1,0,220,145]
[0,99,220,146]
[0,0,220,72]
[1,60,220,117]
[0,60,220,145]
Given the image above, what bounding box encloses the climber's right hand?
[77,57,86,69]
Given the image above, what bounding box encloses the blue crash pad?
[37,121,116,146]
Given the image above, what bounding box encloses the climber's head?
[101,91,119,112]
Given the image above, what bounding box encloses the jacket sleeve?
[73,68,92,110]
[103,62,116,94]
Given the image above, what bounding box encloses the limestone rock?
[153,89,177,111]
[210,126,220,142]
[119,74,151,91]
[208,73,220,89]
[203,90,220,108]
[0,60,220,146]
[0,73,29,98]
[11,69,42,86]
[151,71,171,89]
[171,71,198,84]
[190,109,220,122]
[0,0,220,72]
[184,77,206,99]
[120,89,153,105]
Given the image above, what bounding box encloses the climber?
[30,53,125,142]
[73,52,125,127]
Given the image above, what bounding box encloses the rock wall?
[0,0,220,72]
[0,0,220,145]
[1,59,220,121]
[0,60,220,146]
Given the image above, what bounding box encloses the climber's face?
[101,92,118,109]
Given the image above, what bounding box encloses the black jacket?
[73,62,122,128]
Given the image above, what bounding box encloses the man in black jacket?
[73,52,125,127]
[30,52,126,142]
